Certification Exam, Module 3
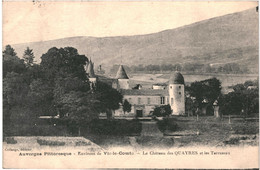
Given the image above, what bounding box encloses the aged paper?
[2,1,259,169]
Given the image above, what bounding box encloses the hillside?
[10,8,258,73]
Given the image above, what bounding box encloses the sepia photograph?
[2,1,259,169]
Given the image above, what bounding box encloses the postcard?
[2,1,259,169]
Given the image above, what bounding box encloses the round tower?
[115,65,130,89]
[168,71,185,115]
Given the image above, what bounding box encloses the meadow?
[129,73,258,93]
[4,115,259,149]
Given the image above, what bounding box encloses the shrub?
[157,118,178,132]
[223,138,240,145]
[89,119,142,135]
[37,139,65,146]
[5,137,17,144]
[153,105,171,117]
[75,141,91,146]
[4,118,69,137]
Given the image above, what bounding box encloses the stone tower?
[115,65,130,89]
[86,60,97,90]
[168,71,185,115]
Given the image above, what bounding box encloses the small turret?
[115,65,129,89]
[86,60,96,78]
[86,60,97,90]
[116,65,129,79]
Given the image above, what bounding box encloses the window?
[147,98,151,104]
[171,98,173,105]
[138,98,141,104]
[179,92,181,95]
[160,97,165,104]
[179,86,181,89]
[170,86,172,89]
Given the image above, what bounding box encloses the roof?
[169,71,184,84]
[120,89,168,96]
[115,65,129,79]
[152,83,168,86]
[86,60,96,78]
[97,75,116,85]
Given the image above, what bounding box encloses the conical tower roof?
[169,71,184,84]
[86,60,96,78]
[116,65,129,79]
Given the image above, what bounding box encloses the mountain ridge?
[10,8,258,73]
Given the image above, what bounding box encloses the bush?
[4,121,69,137]
[89,119,142,135]
[153,105,171,117]
[157,118,178,132]
[75,141,91,146]
[5,137,17,144]
[37,139,65,146]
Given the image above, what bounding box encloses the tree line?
[110,63,249,74]
[185,77,259,116]
[3,45,124,136]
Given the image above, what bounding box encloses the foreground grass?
[86,116,259,148]
[161,116,259,147]
[3,116,258,148]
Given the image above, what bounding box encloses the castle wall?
[124,95,169,106]
[118,79,130,89]
[121,95,169,116]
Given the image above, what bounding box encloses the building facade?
[86,62,185,117]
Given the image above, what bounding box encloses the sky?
[3,1,258,45]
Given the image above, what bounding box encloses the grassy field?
[4,116,259,149]
[83,116,259,149]
[129,73,258,93]
[163,116,259,147]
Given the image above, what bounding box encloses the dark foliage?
[123,99,132,114]
[219,80,259,116]
[152,105,172,117]
[3,45,124,137]
[88,119,142,135]
[157,118,178,132]
[5,137,17,144]
[37,139,65,146]
[40,47,88,84]
[3,45,26,78]
[186,77,222,109]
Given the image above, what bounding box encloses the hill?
[10,8,258,73]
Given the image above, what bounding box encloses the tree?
[3,45,26,78]
[28,79,55,116]
[40,47,88,84]
[185,97,198,116]
[186,78,222,110]
[219,92,243,115]
[39,47,123,133]
[23,47,35,66]
[219,80,259,116]
[123,99,132,114]
[95,82,123,119]
[3,72,33,126]
[153,105,172,117]
[3,45,29,127]
[3,45,17,56]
